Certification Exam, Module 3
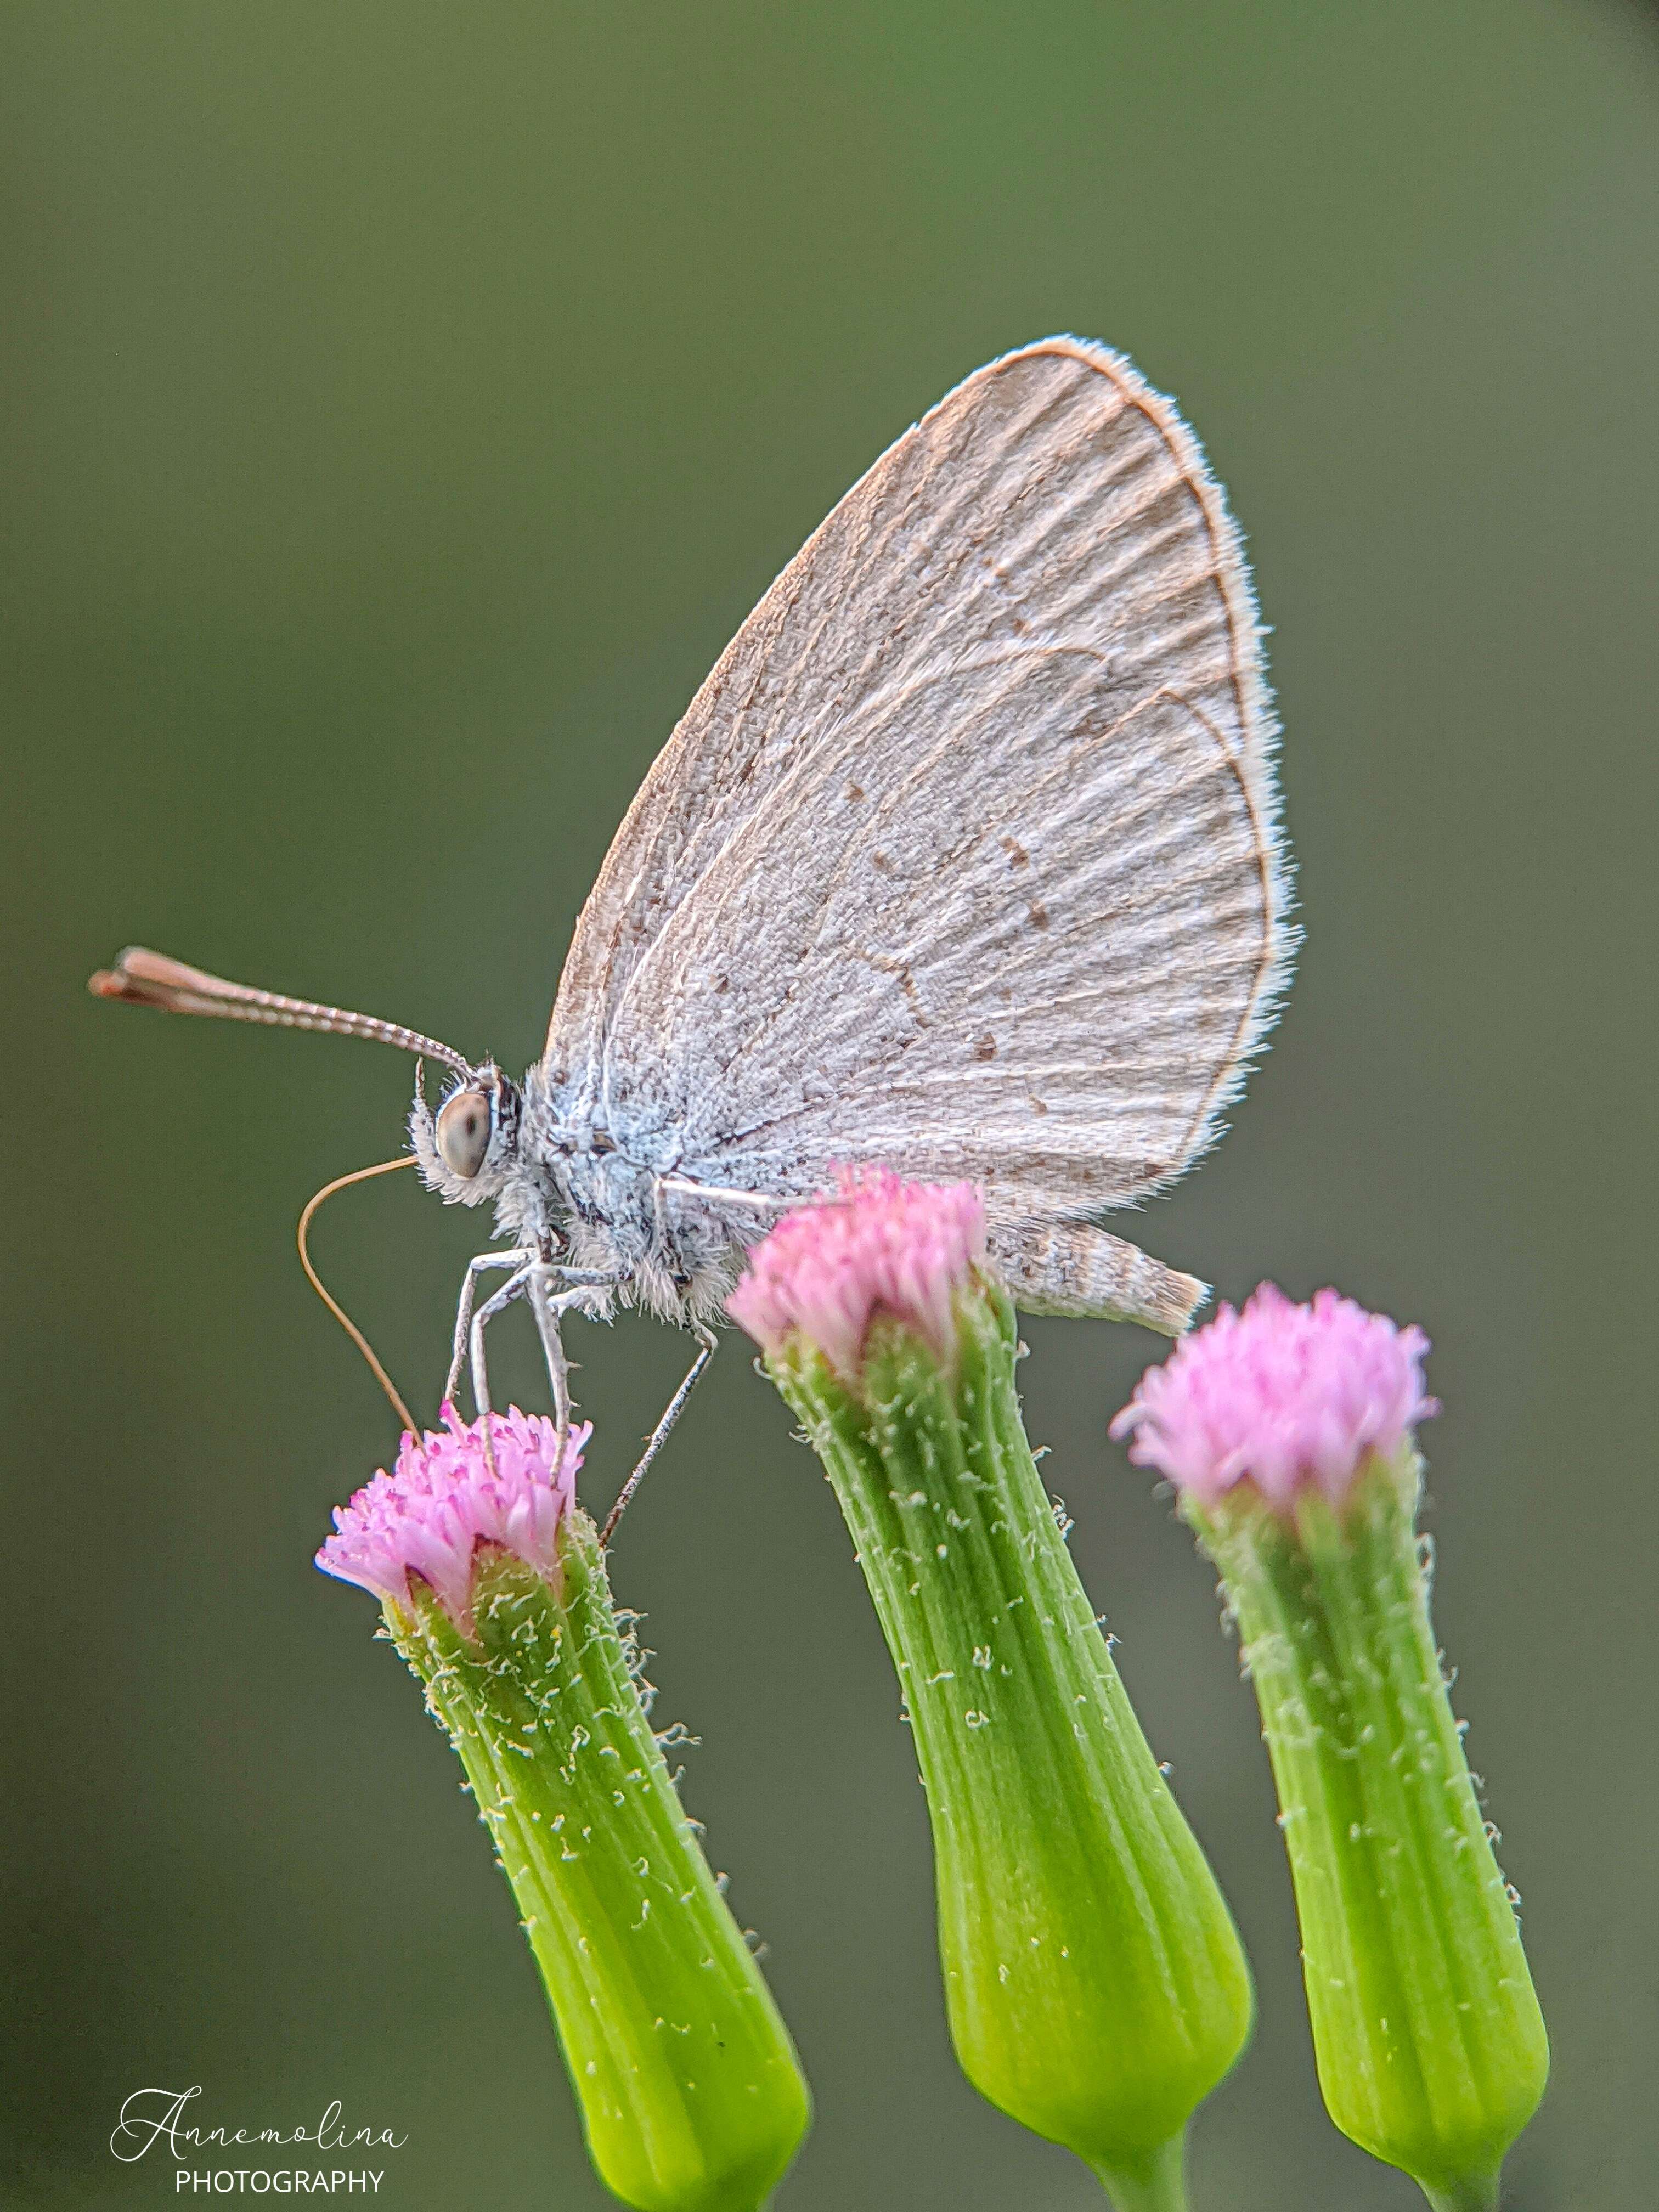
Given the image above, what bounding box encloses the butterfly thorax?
[411,1060,751,1322]
[508,1066,749,1324]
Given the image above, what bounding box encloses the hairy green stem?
[387,1510,809,2212]
[1189,1454,1546,2207]
[771,1285,1249,2202]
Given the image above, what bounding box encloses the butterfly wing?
[545,336,1291,1236]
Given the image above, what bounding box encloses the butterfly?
[92,336,1292,1528]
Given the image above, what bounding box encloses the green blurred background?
[6,4,1656,2205]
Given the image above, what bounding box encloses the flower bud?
[319,1406,810,2212]
[732,1171,1252,2212]
[1114,1287,1548,2212]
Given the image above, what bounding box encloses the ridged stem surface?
[1189,1456,1546,2206]
[390,1510,809,2212]
[773,1288,1250,2199]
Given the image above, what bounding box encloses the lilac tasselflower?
[317,1402,589,1636]
[730,1169,1251,2212]
[1110,1283,1437,1508]
[317,1406,809,2212]
[727,1165,986,1383]
[1115,1286,1545,2212]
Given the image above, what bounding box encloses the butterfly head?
[409,1059,524,1209]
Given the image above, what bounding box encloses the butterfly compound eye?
[436,1088,493,1179]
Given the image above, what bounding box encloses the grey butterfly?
[92,336,1293,1528]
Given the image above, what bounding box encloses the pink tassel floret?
[727,1166,987,1383]
[1110,1283,1438,1509]
[317,1403,591,1634]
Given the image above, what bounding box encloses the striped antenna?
[87,946,474,1075]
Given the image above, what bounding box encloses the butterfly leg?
[527,1266,578,1471]
[525,1260,624,1469]
[464,1262,535,1475]
[599,1321,719,1548]
[447,1248,535,1408]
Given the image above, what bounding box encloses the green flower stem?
[1420,2183,1500,2212]
[386,1508,810,2212]
[1187,1452,1547,2209]
[1087,2133,1191,2212]
[769,1285,1251,2209]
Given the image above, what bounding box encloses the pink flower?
[1109,1284,1437,1509]
[727,1167,987,1384]
[317,1403,591,1634]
